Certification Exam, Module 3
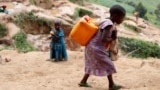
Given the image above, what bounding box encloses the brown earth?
[0,50,160,90]
[0,1,160,90]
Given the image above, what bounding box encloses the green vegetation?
[134,2,147,18]
[87,0,160,28]
[123,23,138,33]
[0,46,14,51]
[13,31,36,53]
[0,23,7,38]
[13,11,52,34]
[73,7,93,19]
[14,11,52,27]
[69,0,84,6]
[154,3,160,20]
[29,0,36,5]
[118,37,160,59]
[69,0,74,2]
[88,0,134,15]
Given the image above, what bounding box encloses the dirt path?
[0,50,160,90]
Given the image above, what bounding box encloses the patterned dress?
[84,19,116,76]
[50,28,68,61]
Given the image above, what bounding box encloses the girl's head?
[110,5,126,24]
[54,19,62,30]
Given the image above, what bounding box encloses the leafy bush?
[118,37,160,59]
[143,16,149,20]
[0,23,7,38]
[134,2,147,18]
[115,0,123,3]
[13,11,52,34]
[154,3,160,20]
[125,1,136,8]
[73,7,93,19]
[13,31,36,53]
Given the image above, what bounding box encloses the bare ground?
[0,50,160,90]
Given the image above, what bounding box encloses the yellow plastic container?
[69,16,98,46]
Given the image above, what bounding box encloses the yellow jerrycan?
[69,16,98,46]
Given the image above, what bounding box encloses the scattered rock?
[4,58,11,62]
[0,55,11,64]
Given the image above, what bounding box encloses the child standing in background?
[0,5,8,14]
[49,19,68,62]
[79,5,126,90]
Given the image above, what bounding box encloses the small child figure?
[0,5,9,14]
[48,19,68,62]
[134,11,139,24]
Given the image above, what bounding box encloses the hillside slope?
[0,1,160,90]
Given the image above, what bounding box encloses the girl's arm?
[109,39,118,54]
[101,25,113,43]
[111,30,117,40]
[46,35,52,40]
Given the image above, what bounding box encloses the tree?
[134,2,147,18]
[154,3,160,20]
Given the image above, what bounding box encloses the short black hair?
[110,5,126,16]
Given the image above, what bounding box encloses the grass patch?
[118,37,160,59]
[123,23,138,33]
[0,46,14,51]
[88,0,134,14]
[87,0,160,29]
[13,11,52,34]
[13,31,36,53]
[0,23,7,38]
[69,0,84,6]
[29,0,36,5]
[73,7,93,19]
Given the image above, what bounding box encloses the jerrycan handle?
[83,15,90,22]
[82,15,95,24]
